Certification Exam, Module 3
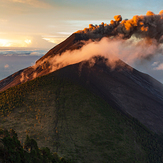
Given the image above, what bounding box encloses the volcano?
[0,31,163,134]
[1,11,163,162]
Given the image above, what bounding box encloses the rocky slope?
[49,57,163,134]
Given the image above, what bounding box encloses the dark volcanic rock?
[50,58,163,134]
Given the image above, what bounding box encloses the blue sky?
[0,0,163,48]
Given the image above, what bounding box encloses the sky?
[1,0,163,49]
[0,0,163,83]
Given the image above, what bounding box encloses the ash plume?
[76,10,163,42]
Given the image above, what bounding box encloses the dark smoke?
[76,10,163,42]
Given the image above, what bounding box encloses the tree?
[0,129,73,163]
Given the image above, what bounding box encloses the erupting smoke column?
[76,10,163,42]
[20,10,163,83]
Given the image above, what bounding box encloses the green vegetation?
[0,73,163,162]
[0,128,72,163]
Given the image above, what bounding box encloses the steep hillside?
[50,57,163,134]
[1,72,163,163]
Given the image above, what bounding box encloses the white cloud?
[43,37,64,44]
[24,39,31,44]
[29,52,40,56]
[152,62,159,66]
[57,32,73,35]
[154,63,163,70]
[4,64,9,68]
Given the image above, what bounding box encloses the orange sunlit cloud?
[0,38,32,47]
[0,39,12,47]
[24,39,32,44]
[4,64,9,68]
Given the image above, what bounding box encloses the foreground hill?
[1,70,163,163]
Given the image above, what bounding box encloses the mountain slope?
[0,33,89,92]
[0,72,163,163]
[49,57,163,134]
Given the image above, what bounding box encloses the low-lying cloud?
[34,36,163,73]
[0,49,47,56]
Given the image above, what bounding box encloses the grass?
[0,73,163,162]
